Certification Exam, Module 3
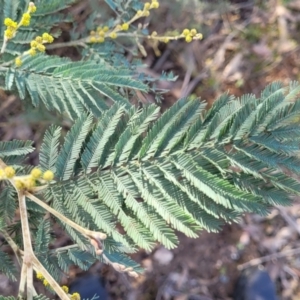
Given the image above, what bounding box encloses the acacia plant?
[1,0,300,299]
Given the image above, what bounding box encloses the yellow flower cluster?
[20,13,31,27]
[0,166,54,190]
[28,32,54,56]
[89,0,159,44]
[15,32,54,66]
[43,279,50,288]
[28,2,37,13]
[36,272,70,294]
[70,292,81,300]
[36,272,44,280]
[182,28,203,43]
[137,0,160,17]
[3,2,37,40]
[62,285,69,293]
[4,18,18,39]
[0,166,15,179]
[89,26,109,43]
[89,22,130,43]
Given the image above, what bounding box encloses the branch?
[25,191,107,245]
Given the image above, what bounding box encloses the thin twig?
[18,192,33,300]
[0,230,23,266]
[238,247,300,270]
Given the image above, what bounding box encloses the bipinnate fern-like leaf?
[0,0,76,57]
[0,250,17,281]
[4,54,148,119]
[35,81,300,271]
[0,296,51,300]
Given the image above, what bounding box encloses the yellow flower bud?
[103,26,109,32]
[28,48,36,56]
[96,36,105,43]
[136,10,143,16]
[109,32,117,39]
[29,2,37,13]
[43,279,50,287]
[36,272,44,280]
[61,285,69,293]
[15,57,22,67]
[43,170,54,181]
[4,166,15,178]
[42,33,54,43]
[30,40,38,48]
[163,37,169,43]
[4,18,17,29]
[150,1,159,9]
[4,29,14,39]
[22,13,31,21]
[98,30,105,37]
[90,36,97,43]
[70,292,81,300]
[35,36,42,43]
[20,13,31,26]
[185,35,193,43]
[190,28,197,36]
[25,178,36,189]
[30,168,42,179]
[182,29,190,36]
[14,180,24,190]
[37,44,46,52]
[121,23,129,31]
[144,10,150,16]
[144,2,151,10]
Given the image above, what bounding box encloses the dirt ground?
[2,0,300,299]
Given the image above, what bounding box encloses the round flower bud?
[182,29,190,36]
[96,36,105,43]
[28,48,36,56]
[70,292,81,300]
[37,44,46,52]
[109,32,117,39]
[90,36,96,43]
[31,168,42,179]
[98,30,105,37]
[25,178,36,189]
[43,279,50,287]
[36,272,44,280]
[43,170,54,181]
[29,2,37,13]
[190,28,197,36]
[35,36,42,43]
[136,10,143,16]
[150,1,159,9]
[61,285,69,293]
[121,23,129,31]
[30,40,38,48]
[4,29,14,39]
[144,2,151,10]
[15,57,22,67]
[4,166,15,178]
[185,35,193,43]
[14,180,24,190]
